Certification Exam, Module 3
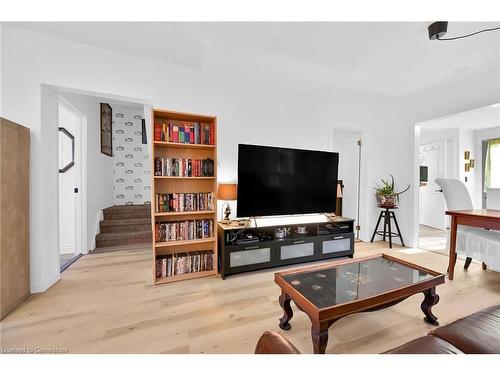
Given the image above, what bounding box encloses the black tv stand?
[217,214,354,279]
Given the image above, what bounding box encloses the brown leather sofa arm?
[255,304,500,354]
[429,304,500,354]
[384,336,464,354]
[255,331,301,354]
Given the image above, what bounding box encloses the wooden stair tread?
[99,218,151,226]
[96,231,152,240]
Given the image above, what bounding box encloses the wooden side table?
[370,207,405,248]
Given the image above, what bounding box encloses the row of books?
[154,121,214,145]
[154,157,214,177]
[155,251,215,278]
[155,192,214,213]
[155,219,214,242]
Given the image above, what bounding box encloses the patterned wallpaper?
[112,106,151,205]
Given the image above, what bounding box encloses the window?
[485,138,500,188]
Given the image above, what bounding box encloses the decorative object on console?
[374,174,410,209]
[296,225,307,234]
[218,183,237,222]
[275,227,288,239]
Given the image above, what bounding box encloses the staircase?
[94,204,152,250]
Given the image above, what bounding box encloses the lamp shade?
[336,182,343,198]
[218,183,237,200]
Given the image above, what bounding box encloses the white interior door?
[58,103,79,255]
[419,142,446,230]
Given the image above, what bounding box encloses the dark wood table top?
[275,254,444,322]
[445,209,500,220]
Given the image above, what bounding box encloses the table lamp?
[218,183,237,222]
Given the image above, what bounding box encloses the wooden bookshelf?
[151,109,218,285]
[154,210,216,217]
[155,237,217,248]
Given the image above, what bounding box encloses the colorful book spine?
[155,192,214,213]
[154,120,214,145]
[155,250,215,278]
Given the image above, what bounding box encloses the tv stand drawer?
[280,241,314,260]
[321,233,353,254]
[229,246,271,268]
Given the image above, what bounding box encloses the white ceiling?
[420,103,500,130]
[8,22,500,97]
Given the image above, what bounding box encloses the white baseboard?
[30,271,60,294]
[89,210,103,250]
[59,244,74,254]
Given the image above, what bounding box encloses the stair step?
[96,230,152,240]
[100,223,151,233]
[95,231,152,248]
[103,204,151,213]
[100,218,151,227]
[103,211,151,220]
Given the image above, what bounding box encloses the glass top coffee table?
[274,253,445,354]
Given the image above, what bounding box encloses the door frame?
[331,126,366,241]
[58,95,88,255]
[418,141,447,230]
[413,124,457,246]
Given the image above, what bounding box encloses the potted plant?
[374,175,410,208]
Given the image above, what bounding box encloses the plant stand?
[370,208,405,248]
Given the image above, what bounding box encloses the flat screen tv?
[237,144,339,217]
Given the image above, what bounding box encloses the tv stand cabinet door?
[225,243,274,275]
[319,233,354,256]
[278,240,315,262]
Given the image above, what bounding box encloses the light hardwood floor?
[1,241,499,354]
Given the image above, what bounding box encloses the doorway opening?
[58,98,86,271]
[332,128,363,240]
[413,103,500,256]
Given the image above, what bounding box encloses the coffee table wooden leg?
[311,321,329,354]
[279,292,293,330]
[421,287,440,326]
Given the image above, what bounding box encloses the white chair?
[435,178,500,272]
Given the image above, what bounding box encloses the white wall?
[2,24,500,291]
[60,92,114,251]
[111,105,148,205]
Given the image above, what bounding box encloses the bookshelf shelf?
[154,176,215,180]
[153,141,215,150]
[155,270,217,284]
[151,109,218,285]
[155,210,216,217]
[155,237,216,248]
